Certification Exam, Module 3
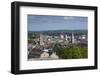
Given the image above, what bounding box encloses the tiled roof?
[28,48,44,58]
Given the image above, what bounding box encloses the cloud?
[63,16,75,20]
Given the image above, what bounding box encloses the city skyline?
[28,15,88,31]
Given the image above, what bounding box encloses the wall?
[0,0,99,76]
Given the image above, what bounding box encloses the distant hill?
[28,30,87,35]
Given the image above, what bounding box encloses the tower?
[71,32,75,43]
[65,34,68,41]
[40,34,44,45]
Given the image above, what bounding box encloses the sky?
[28,15,88,31]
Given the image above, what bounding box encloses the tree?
[53,44,88,59]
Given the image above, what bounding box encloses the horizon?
[28,29,87,32]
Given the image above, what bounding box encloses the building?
[40,52,49,59]
[39,34,45,46]
[71,32,75,43]
[81,35,87,40]
[65,34,68,41]
[28,48,49,59]
[28,47,59,59]
[50,52,59,59]
[42,49,49,52]
[60,34,64,39]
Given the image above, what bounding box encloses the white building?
[43,49,49,52]
[60,34,64,39]
[79,35,87,40]
[81,35,86,39]
[50,52,59,59]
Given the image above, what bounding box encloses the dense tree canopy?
[53,44,88,59]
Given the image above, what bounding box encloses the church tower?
[71,32,75,43]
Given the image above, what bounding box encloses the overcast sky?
[28,15,88,31]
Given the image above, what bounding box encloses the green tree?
[53,44,88,59]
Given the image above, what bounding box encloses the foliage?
[53,44,88,59]
[28,32,38,44]
[28,32,38,39]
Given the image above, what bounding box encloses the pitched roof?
[28,48,44,58]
